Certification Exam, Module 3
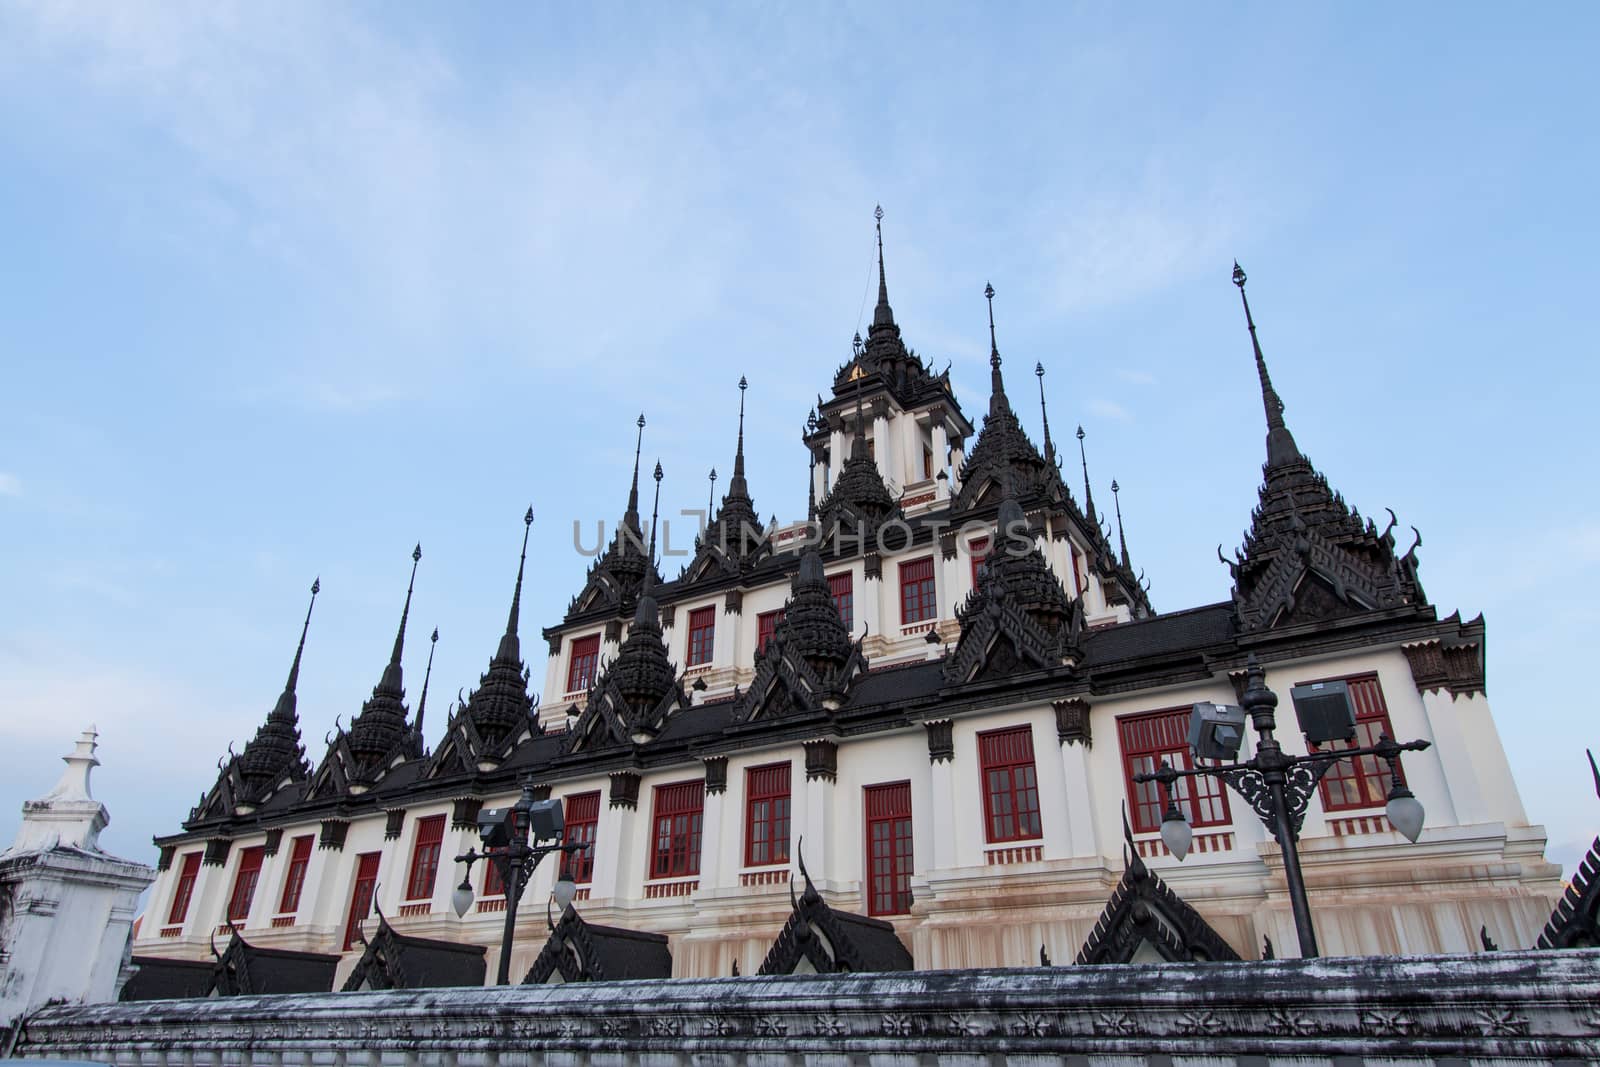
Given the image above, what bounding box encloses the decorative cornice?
[450,798,483,831]
[1401,617,1486,698]
[703,756,728,795]
[1053,699,1092,747]
[925,720,954,764]
[262,828,283,856]
[609,772,641,810]
[202,839,232,867]
[384,810,406,841]
[318,819,349,852]
[804,739,838,783]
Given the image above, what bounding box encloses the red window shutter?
[978,726,1043,843]
[969,536,990,588]
[687,607,717,666]
[744,763,792,867]
[405,815,446,901]
[167,852,202,925]
[1313,673,1398,812]
[828,572,853,631]
[899,557,937,625]
[567,635,601,693]
[757,610,784,654]
[560,791,602,884]
[1117,708,1232,834]
[650,780,705,879]
[227,846,266,923]
[483,856,504,898]
[864,781,914,916]
[343,852,381,951]
[277,835,314,914]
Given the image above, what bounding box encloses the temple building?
[128,215,1562,987]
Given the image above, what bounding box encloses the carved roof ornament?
[756,843,912,975]
[685,377,769,582]
[564,414,663,622]
[428,510,542,778]
[943,490,1085,685]
[1076,810,1242,965]
[1225,265,1427,633]
[190,581,319,824]
[341,905,486,991]
[1536,749,1600,951]
[735,550,867,723]
[308,546,426,798]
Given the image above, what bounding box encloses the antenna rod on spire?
[1076,427,1097,522]
[1035,362,1056,467]
[415,627,438,740]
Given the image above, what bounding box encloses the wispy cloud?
[0,472,19,496]
[1090,398,1132,421]
[1116,368,1157,386]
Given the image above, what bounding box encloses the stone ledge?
[16,950,1600,1062]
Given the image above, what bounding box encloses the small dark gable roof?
[1076,827,1240,965]
[208,930,339,996]
[758,858,912,975]
[1537,753,1600,950]
[121,956,213,1001]
[341,911,487,991]
[523,907,673,984]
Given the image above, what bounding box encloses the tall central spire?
[624,414,646,530]
[1035,362,1056,467]
[272,577,319,723]
[1076,426,1097,524]
[382,544,421,691]
[731,375,749,489]
[985,282,1010,417]
[497,508,534,663]
[872,204,895,330]
[1232,262,1301,469]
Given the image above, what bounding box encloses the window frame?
[1309,672,1398,813]
[226,845,266,923]
[743,762,792,868]
[167,851,202,925]
[276,834,314,914]
[343,852,381,951]
[566,634,601,693]
[828,572,854,632]
[864,781,914,917]
[404,814,447,902]
[560,790,602,884]
[649,779,705,880]
[899,556,937,625]
[756,609,784,655]
[977,725,1044,844]
[686,606,717,667]
[969,535,990,588]
[1117,707,1233,834]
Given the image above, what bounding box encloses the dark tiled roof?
[523,907,673,984]
[209,932,339,996]
[342,912,486,990]
[121,957,213,1001]
[1082,603,1236,667]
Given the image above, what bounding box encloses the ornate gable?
[1536,751,1600,951]
[523,906,673,984]
[736,550,866,723]
[1076,816,1241,965]
[757,849,912,975]
[565,585,684,752]
[341,908,486,990]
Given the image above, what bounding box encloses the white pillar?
[931,422,951,500]
[873,412,893,487]
[700,778,727,890]
[802,746,837,886]
[928,732,958,872]
[1057,731,1099,858]
[590,780,637,902]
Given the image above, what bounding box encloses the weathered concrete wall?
[14,949,1600,1064]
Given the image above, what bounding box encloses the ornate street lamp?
[452,783,590,985]
[1135,654,1430,958]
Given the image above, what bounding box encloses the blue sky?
[2,4,1597,880]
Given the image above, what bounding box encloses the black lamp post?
[452,783,589,985]
[1135,655,1430,958]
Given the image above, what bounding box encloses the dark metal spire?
[1076,426,1097,523]
[275,577,319,719]
[649,460,664,564]
[1035,362,1056,467]
[1112,479,1130,568]
[414,627,438,741]
[872,205,895,329]
[1232,262,1301,468]
[496,508,534,663]
[707,468,717,517]
[985,282,1010,417]
[807,448,817,522]
[381,544,421,692]
[625,414,646,529]
[732,375,749,488]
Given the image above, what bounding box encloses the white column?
[873,412,893,487]
[1416,689,1472,827]
[802,749,837,886]
[700,787,726,889]
[949,440,966,493]
[1058,737,1099,859]
[928,748,957,871]
[590,783,636,902]
[931,422,951,500]
[828,428,845,488]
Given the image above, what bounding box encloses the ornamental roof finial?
[1112,479,1130,569]
[1035,362,1056,468]
[382,544,421,692]
[1233,262,1302,469]
[733,375,749,486]
[649,460,664,565]
[872,205,895,331]
[496,508,534,664]
[1076,426,1097,524]
[985,282,1010,417]
[625,414,646,530]
[275,577,319,720]
[414,626,438,742]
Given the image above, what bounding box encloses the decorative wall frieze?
[262,828,283,856]
[724,590,743,615]
[864,552,882,581]
[939,529,959,561]
[156,845,175,872]
[924,720,954,764]
[383,810,406,841]
[529,784,552,802]
[604,620,622,643]
[449,798,483,831]
[1402,637,1486,698]
[804,739,839,782]
[201,838,232,867]
[317,820,348,852]
[703,756,729,795]
[608,772,641,810]
[546,633,563,656]
[1053,699,1092,747]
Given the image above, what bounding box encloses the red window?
[650,780,705,879]
[566,634,600,693]
[969,536,990,587]
[900,557,937,625]
[978,726,1043,843]
[1070,543,1083,596]
[227,846,265,923]
[922,445,933,480]
[1118,708,1232,834]
[561,791,601,884]
[166,851,202,925]
[343,852,381,951]
[744,763,792,867]
[405,815,446,901]
[277,835,314,914]
[829,572,853,632]
[864,781,914,916]
[1313,674,1398,812]
[687,606,716,666]
[482,857,505,898]
[757,609,784,654]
